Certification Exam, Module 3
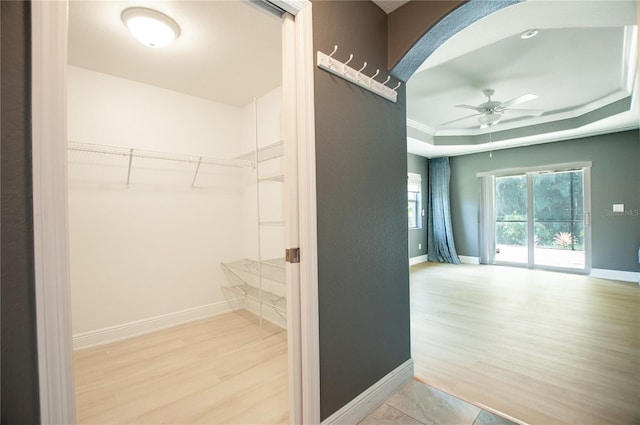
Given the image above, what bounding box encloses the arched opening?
[397,1,639,424]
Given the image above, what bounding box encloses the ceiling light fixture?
[520,28,539,39]
[121,7,181,48]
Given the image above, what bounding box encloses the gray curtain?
[427,157,460,264]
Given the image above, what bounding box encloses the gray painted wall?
[408,153,428,258]
[313,0,411,419]
[1,2,42,423]
[449,130,640,272]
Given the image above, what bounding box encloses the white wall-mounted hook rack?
[316,46,400,103]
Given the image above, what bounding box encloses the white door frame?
[30,1,320,423]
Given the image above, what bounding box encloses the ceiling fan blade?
[455,104,482,112]
[500,93,538,108]
[503,108,544,116]
[440,113,481,126]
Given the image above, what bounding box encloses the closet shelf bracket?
[126,148,133,187]
[191,156,203,189]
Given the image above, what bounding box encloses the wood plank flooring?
[73,310,288,424]
[410,262,640,425]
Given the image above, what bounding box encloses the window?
[408,172,422,229]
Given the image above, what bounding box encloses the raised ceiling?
[68,0,282,107]
[404,0,639,158]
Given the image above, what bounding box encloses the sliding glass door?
[495,175,528,264]
[533,170,585,269]
[494,167,590,272]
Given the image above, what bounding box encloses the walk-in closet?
[67,2,289,423]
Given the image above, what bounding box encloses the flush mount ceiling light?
[121,7,181,48]
[520,28,539,39]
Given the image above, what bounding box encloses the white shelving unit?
[222,138,286,334]
[67,141,253,188]
[220,258,286,320]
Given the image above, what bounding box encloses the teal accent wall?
[313,1,411,419]
[1,1,42,423]
[449,130,640,272]
[408,153,428,258]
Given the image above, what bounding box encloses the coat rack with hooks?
[68,141,254,188]
[317,45,401,103]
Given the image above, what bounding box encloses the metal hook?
[371,69,380,80]
[327,45,338,68]
[382,75,391,85]
[344,54,353,66]
[392,82,401,91]
[356,62,367,81]
[343,54,353,75]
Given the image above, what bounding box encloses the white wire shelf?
[68,141,254,187]
[259,174,285,183]
[222,284,287,315]
[221,258,287,320]
[234,141,284,163]
[68,141,254,168]
[221,258,285,284]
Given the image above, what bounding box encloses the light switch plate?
[613,204,624,212]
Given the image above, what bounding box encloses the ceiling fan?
[441,88,544,128]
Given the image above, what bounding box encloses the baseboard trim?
[590,268,640,284]
[321,358,414,425]
[73,300,241,351]
[459,256,480,265]
[409,255,428,266]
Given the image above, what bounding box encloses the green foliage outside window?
[495,170,584,251]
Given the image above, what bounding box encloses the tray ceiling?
[405,0,639,157]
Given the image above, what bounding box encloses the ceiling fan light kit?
[478,112,502,128]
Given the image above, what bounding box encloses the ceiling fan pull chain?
[489,131,493,158]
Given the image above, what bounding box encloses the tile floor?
[359,380,519,425]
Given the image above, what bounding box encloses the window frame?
[408,172,422,229]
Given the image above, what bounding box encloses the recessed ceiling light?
[121,7,181,48]
[520,28,539,40]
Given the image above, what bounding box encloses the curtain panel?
[427,157,460,264]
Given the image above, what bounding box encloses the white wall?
[67,66,282,341]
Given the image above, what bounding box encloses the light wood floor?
[410,262,640,425]
[73,310,288,424]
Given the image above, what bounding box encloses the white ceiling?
[69,0,639,157]
[371,0,410,14]
[68,0,282,107]
[405,0,639,158]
